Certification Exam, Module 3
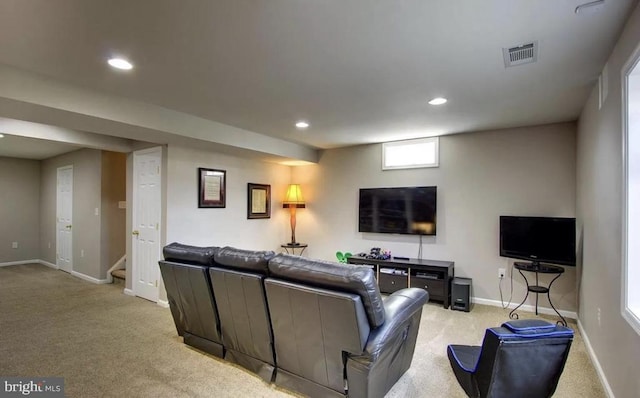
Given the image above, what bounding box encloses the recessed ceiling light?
[108,58,134,70]
[428,97,447,105]
[295,121,310,129]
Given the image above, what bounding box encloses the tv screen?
[359,186,436,235]
[499,216,576,266]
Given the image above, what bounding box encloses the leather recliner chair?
[265,254,429,398]
[209,247,277,382]
[159,243,223,357]
[447,319,574,398]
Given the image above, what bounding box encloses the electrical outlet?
[80,249,85,258]
[11,242,18,249]
[597,307,601,326]
[498,268,506,279]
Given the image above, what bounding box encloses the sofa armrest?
[359,288,428,361]
[345,288,428,398]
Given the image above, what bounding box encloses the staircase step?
[111,269,126,280]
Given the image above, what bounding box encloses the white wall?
[576,2,640,397]
[293,122,577,312]
[166,144,292,250]
[0,157,40,262]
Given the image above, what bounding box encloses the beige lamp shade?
[283,184,306,208]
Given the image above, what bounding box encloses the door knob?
[65,225,72,229]
[132,230,139,236]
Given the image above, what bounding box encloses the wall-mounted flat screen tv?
[499,216,576,266]
[359,186,437,235]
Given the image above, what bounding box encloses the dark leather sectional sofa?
[159,243,429,398]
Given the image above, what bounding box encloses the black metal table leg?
[546,273,567,326]
[509,268,529,320]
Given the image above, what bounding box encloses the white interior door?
[56,166,73,273]
[132,147,162,302]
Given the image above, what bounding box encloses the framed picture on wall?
[198,168,226,208]
[247,183,271,219]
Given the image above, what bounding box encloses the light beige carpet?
[0,264,604,397]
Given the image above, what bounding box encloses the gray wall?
[0,157,40,262]
[576,2,640,396]
[40,149,103,279]
[165,144,291,250]
[100,151,126,277]
[293,122,578,312]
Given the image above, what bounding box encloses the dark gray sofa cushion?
[163,242,218,266]
[268,254,385,328]
[214,246,276,274]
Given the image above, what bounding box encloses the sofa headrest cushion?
[162,242,218,266]
[214,246,276,274]
[268,254,385,328]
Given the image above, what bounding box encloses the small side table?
[509,262,566,326]
[281,243,308,256]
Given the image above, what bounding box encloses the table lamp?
[283,184,305,245]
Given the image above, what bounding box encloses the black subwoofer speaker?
[451,277,472,312]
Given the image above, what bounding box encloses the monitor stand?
[509,262,566,326]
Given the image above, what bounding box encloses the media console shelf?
[347,256,454,308]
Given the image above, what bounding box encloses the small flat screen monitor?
[500,216,576,266]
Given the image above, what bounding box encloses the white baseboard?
[70,270,109,284]
[577,319,614,398]
[472,297,578,320]
[39,260,58,269]
[157,299,169,308]
[123,288,135,296]
[0,259,41,267]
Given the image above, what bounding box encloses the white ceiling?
[0,0,637,158]
[0,134,81,160]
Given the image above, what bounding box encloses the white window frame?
[621,41,640,336]
[382,137,439,170]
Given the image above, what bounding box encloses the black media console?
[347,256,455,308]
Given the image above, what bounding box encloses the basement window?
[382,137,439,170]
[623,45,640,336]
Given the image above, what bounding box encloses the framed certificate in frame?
[247,183,271,219]
[198,168,226,208]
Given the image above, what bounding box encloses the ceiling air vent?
[503,41,538,68]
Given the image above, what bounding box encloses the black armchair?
[447,319,574,398]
